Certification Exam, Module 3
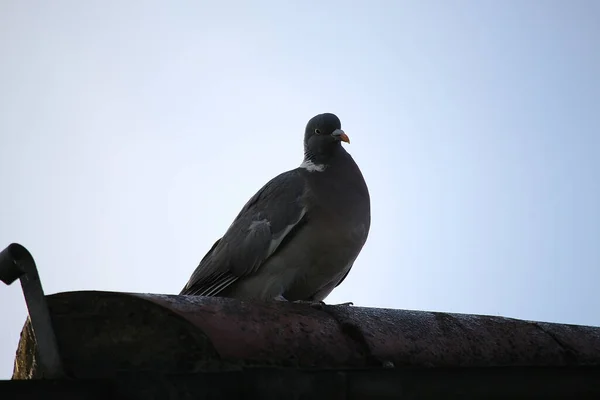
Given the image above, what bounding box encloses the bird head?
[303,113,350,162]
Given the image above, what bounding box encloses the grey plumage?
[180,113,370,302]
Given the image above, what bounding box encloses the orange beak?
[333,129,350,144]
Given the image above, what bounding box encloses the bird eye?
[314,129,321,135]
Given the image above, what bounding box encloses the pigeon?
[180,113,370,303]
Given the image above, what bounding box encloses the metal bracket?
[0,243,65,378]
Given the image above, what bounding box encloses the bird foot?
[292,300,354,308]
[332,301,354,306]
[272,296,325,309]
[292,300,327,309]
[272,296,353,309]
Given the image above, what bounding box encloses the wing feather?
[180,169,307,296]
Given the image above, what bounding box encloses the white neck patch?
[300,159,326,172]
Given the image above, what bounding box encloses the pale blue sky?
[1,0,599,379]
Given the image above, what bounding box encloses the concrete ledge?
[12,291,600,380]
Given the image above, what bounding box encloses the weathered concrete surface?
[12,291,600,380]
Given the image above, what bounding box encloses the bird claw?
[292,300,326,309]
[292,300,354,309]
[333,301,354,306]
[272,296,354,309]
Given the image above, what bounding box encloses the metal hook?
[0,243,65,378]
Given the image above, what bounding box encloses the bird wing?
[180,169,308,296]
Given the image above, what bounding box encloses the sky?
[1,0,599,379]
